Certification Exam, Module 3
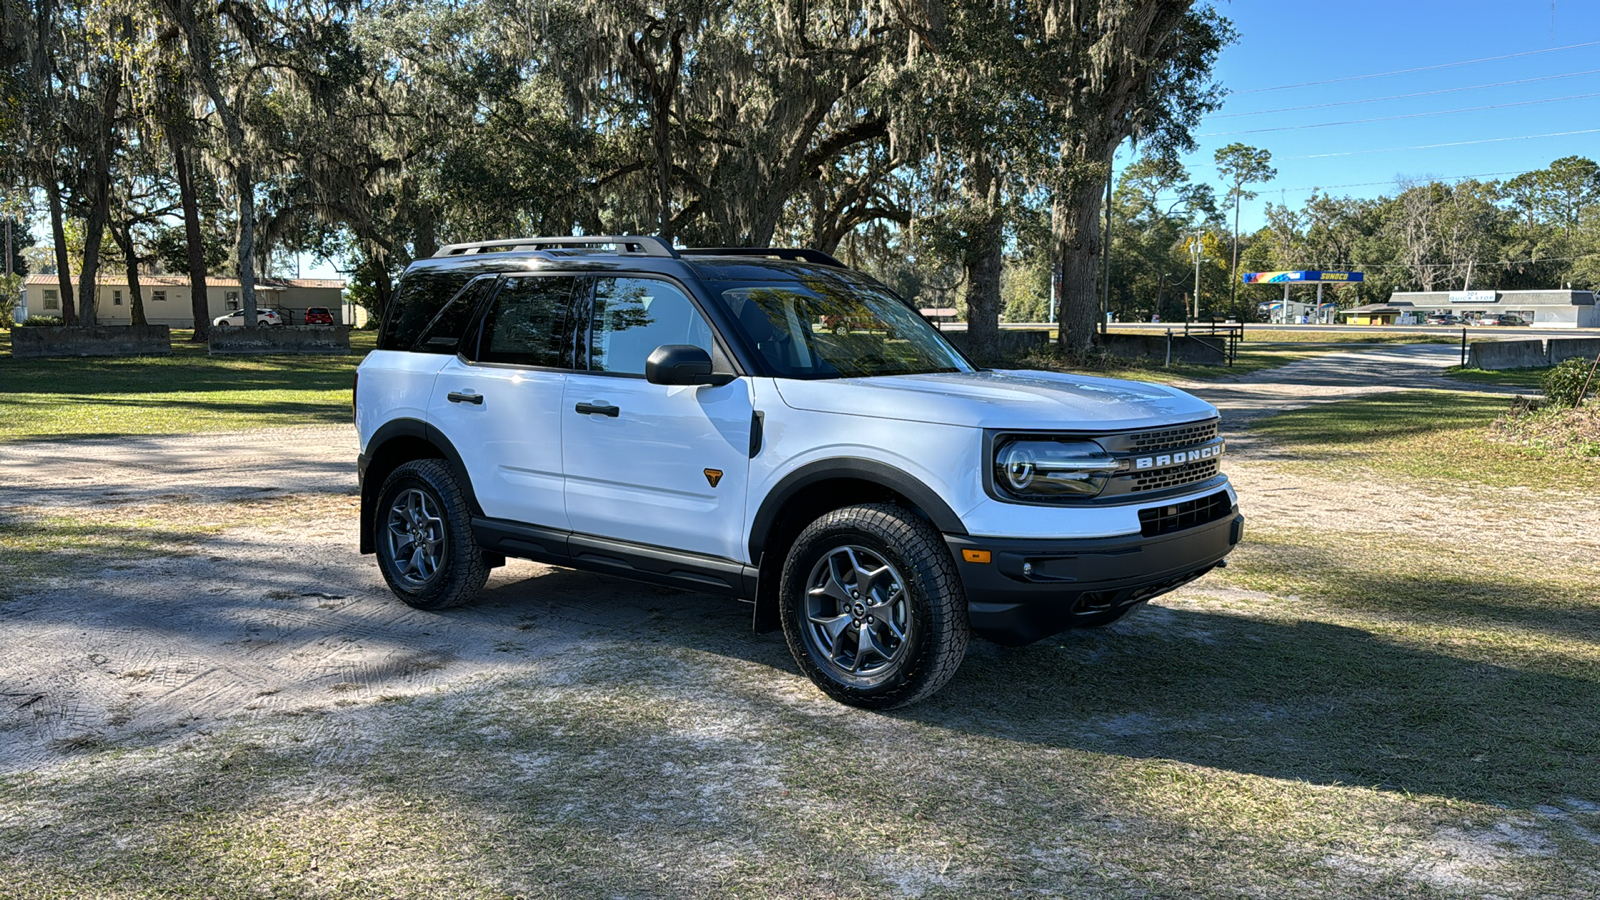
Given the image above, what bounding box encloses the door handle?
[574,401,620,417]
[447,391,483,405]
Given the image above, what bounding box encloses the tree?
[1213,141,1274,315]
[1041,1,1232,353]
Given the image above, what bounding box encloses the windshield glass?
[716,280,973,379]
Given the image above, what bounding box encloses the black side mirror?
[645,344,734,386]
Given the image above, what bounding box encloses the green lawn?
[1248,389,1600,492]
[0,328,374,440]
[1444,365,1550,389]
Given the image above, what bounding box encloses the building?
[19,273,360,327]
[1387,289,1599,328]
[1341,302,1417,326]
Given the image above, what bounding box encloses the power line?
[1199,90,1600,137]
[1287,128,1600,160]
[1213,68,1600,119]
[1148,171,1525,203]
[1229,40,1600,95]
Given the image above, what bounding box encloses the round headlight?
[1000,443,1036,491]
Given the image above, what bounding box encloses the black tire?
[779,503,969,709]
[373,459,489,610]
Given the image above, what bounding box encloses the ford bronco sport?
[356,236,1243,708]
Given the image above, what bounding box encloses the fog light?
[1022,562,1034,576]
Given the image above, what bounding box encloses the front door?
[562,276,753,562]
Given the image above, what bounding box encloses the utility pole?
[1191,234,1203,322]
[1101,171,1112,334]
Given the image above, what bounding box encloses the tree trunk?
[372,256,393,321]
[78,192,110,326]
[235,157,257,325]
[174,142,211,340]
[113,225,147,326]
[77,59,123,327]
[960,161,1004,362]
[1053,187,1105,354]
[46,178,75,325]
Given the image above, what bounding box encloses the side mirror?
[645,344,734,386]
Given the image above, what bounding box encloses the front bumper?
[945,507,1243,645]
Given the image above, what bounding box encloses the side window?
[477,276,577,368]
[43,290,59,310]
[415,276,495,353]
[380,268,478,352]
[587,277,714,375]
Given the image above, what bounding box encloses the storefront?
[1388,290,1599,327]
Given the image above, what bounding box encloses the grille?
[1130,458,1220,493]
[1125,419,1219,453]
[1138,490,1233,537]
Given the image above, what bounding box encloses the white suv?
[355,237,1242,708]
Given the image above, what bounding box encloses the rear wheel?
[779,504,968,709]
[374,459,488,610]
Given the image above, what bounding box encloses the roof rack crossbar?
[433,235,678,259]
[678,247,846,269]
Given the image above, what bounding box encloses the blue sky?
[1157,0,1600,231]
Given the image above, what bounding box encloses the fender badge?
[704,468,723,488]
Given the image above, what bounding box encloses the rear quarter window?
[379,268,481,352]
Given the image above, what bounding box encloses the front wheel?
[779,504,969,709]
[373,459,488,610]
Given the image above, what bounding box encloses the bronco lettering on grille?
[1130,440,1224,472]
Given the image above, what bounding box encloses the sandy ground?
[0,348,1575,773]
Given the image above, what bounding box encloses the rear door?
[561,275,753,562]
[428,274,580,531]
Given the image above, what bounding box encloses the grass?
[1010,345,1323,384]
[0,328,374,440]
[1248,389,1600,492]
[1444,365,1551,389]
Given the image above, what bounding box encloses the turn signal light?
[961,549,992,564]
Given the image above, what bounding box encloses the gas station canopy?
[1242,270,1364,284]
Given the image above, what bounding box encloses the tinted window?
[477,276,577,368]
[586,277,714,375]
[380,268,478,352]
[415,277,495,353]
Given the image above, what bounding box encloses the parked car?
[1425,313,1459,325]
[355,236,1242,708]
[304,306,335,325]
[212,309,283,327]
[1496,313,1531,326]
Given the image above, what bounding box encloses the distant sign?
[1448,290,1498,304]
[1241,270,1365,284]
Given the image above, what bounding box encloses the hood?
[773,369,1217,431]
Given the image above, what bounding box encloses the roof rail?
[678,247,846,269]
[432,235,678,259]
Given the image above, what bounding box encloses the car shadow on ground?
[463,566,1600,810]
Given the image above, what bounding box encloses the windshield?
[716,280,973,379]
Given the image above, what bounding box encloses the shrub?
[19,316,64,327]
[1543,357,1597,407]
